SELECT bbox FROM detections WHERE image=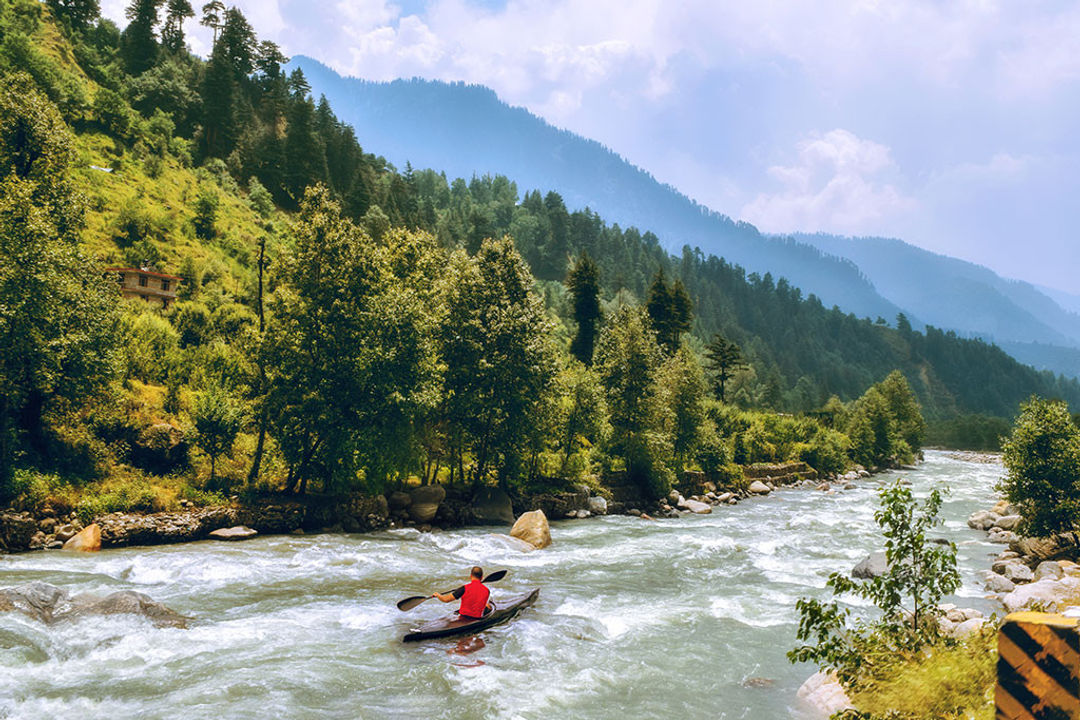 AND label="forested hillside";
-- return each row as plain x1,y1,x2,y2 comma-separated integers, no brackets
1,0,1078,513
794,232,1080,377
